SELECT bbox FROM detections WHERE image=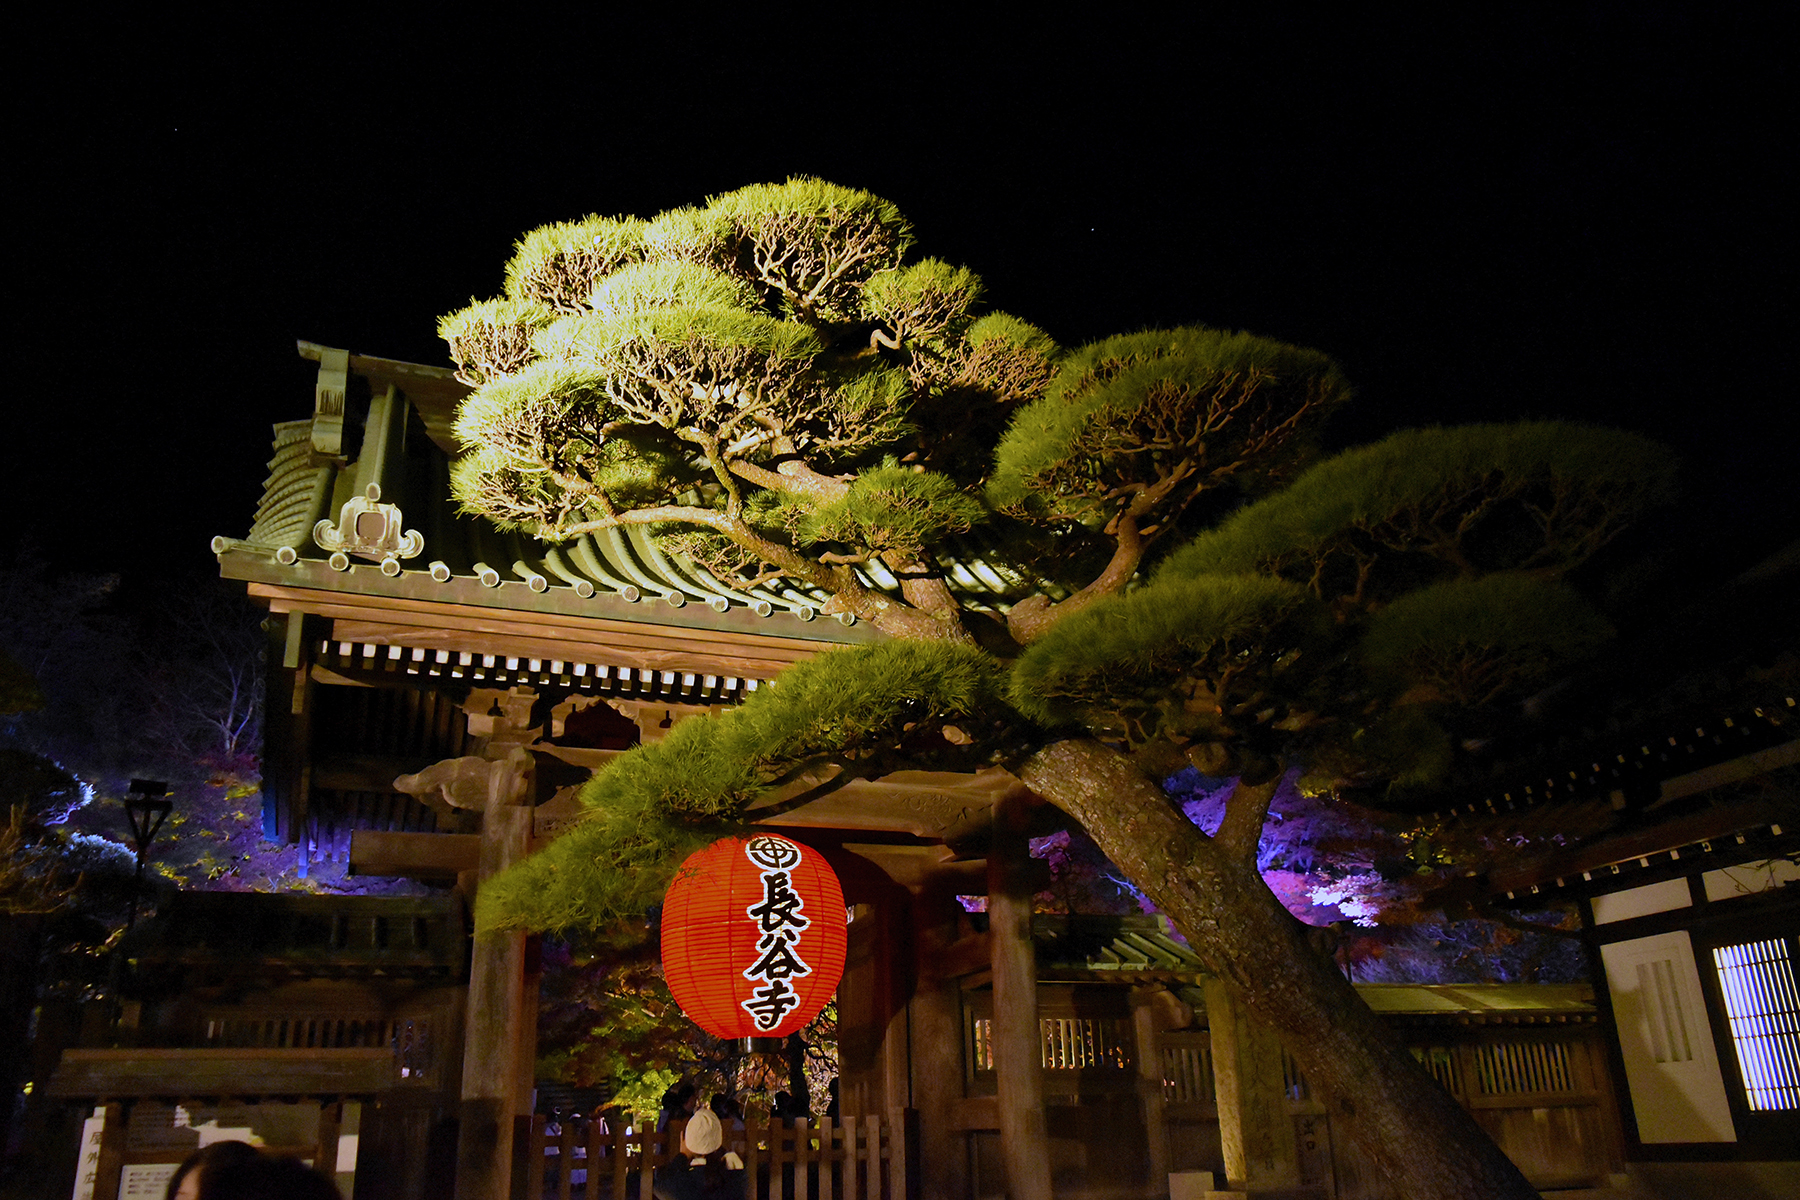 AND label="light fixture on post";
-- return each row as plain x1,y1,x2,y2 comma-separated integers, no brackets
122,778,172,929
